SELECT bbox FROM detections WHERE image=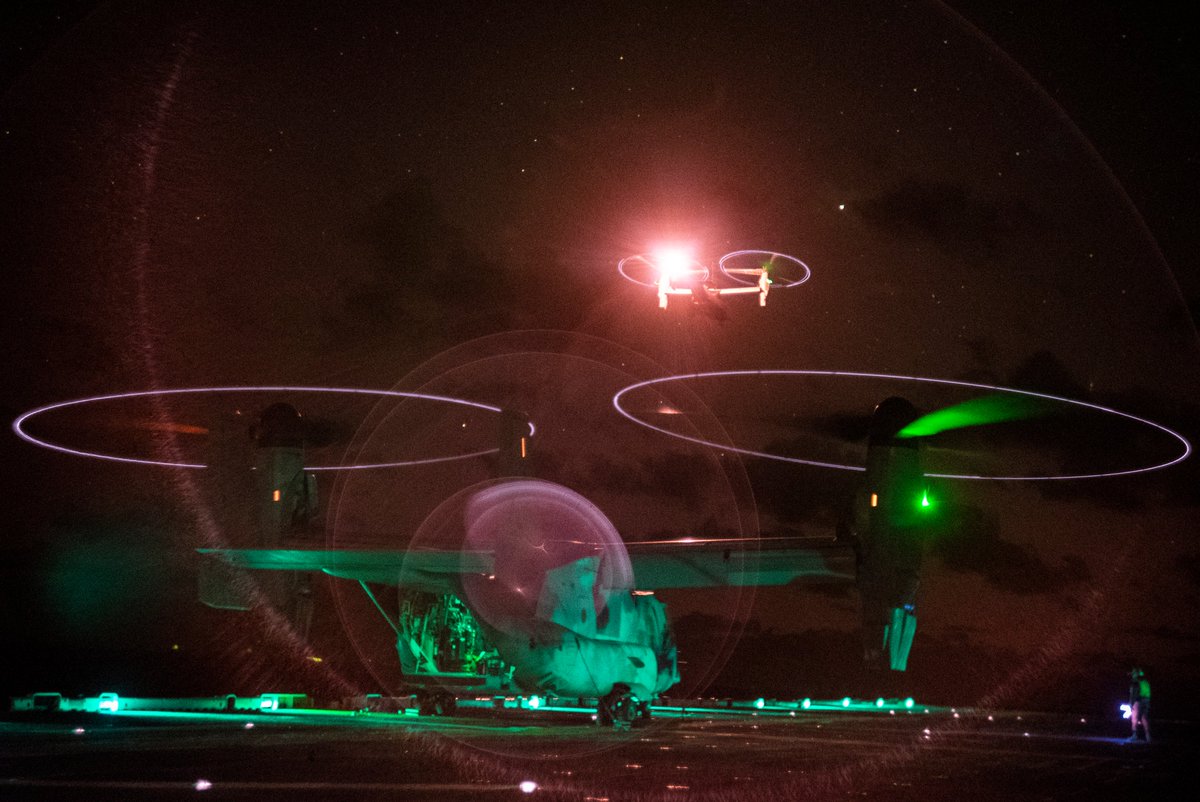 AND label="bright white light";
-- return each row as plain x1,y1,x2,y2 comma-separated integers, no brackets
195,779,213,791
754,698,765,710
528,695,541,709
652,247,694,282
519,780,538,793
1120,703,1132,719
